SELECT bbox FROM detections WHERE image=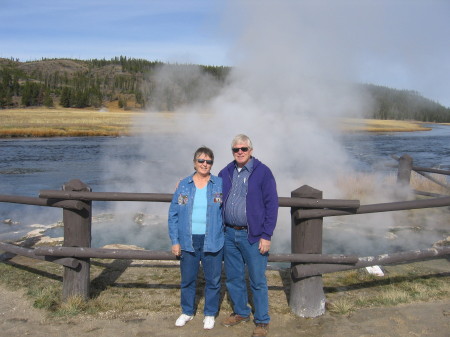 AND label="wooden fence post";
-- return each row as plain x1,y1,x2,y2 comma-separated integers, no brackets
397,154,413,186
62,179,92,301
289,185,326,317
